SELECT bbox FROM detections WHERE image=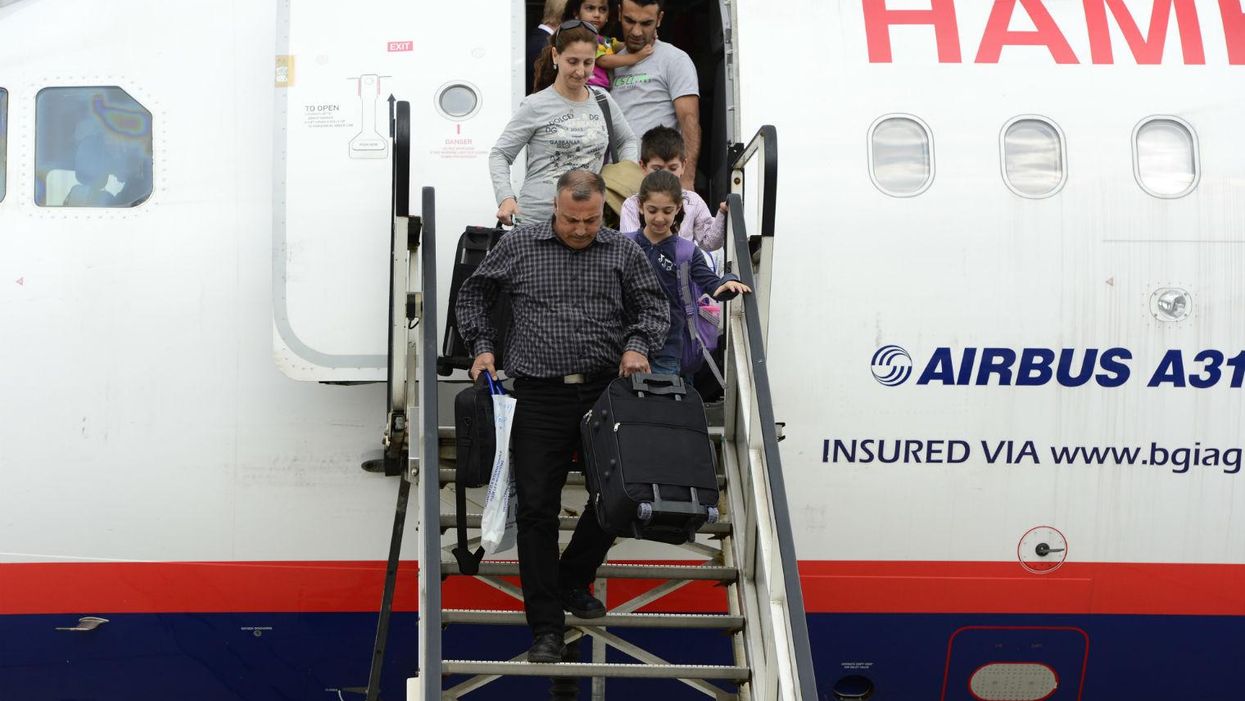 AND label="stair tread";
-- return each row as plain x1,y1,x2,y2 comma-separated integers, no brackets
441,659,749,680
438,469,727,488
439,513,730,535
442,560,737,581
441,609,744,629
